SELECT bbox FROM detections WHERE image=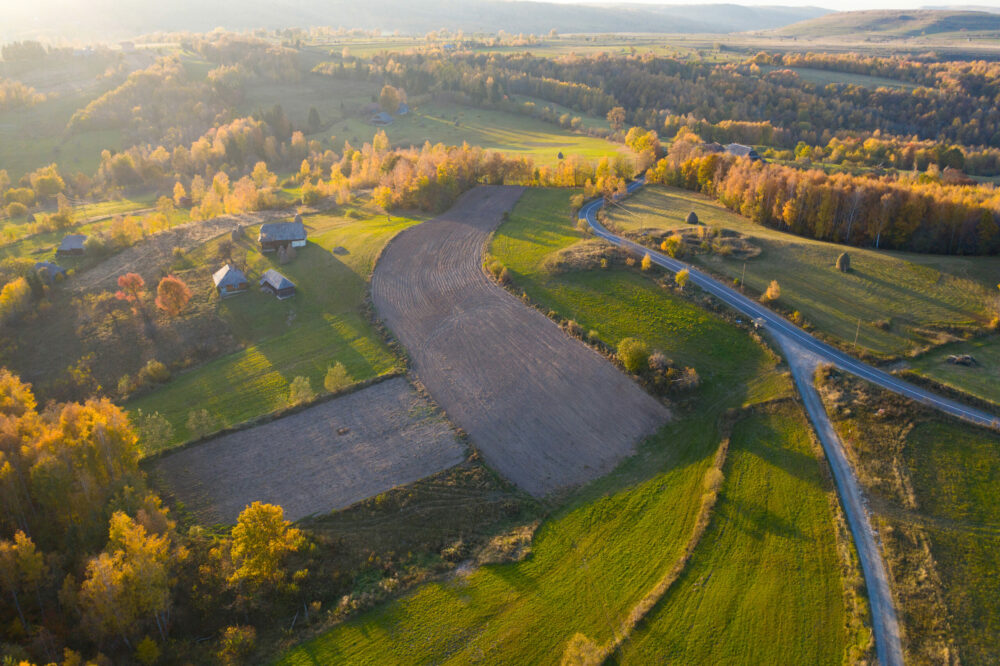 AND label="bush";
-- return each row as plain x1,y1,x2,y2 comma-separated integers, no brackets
675,268,690,289
288,376,315,406
131,409,174,454
4,201,27,218
617,337,649,373
139,359,171,384
324,362,351,393
640,253,652,271
660,234,684,258
761,279,781,303
836,252,851,272
186,409,217,439
217,626,256,666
